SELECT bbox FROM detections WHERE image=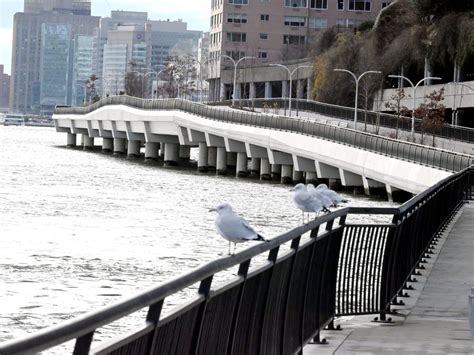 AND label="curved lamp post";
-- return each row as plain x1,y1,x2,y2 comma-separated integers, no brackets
270,64,312,117
334,69,382,130
195,57,212,103
75,83,88,106
388,74,442,140
219,55,255,107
